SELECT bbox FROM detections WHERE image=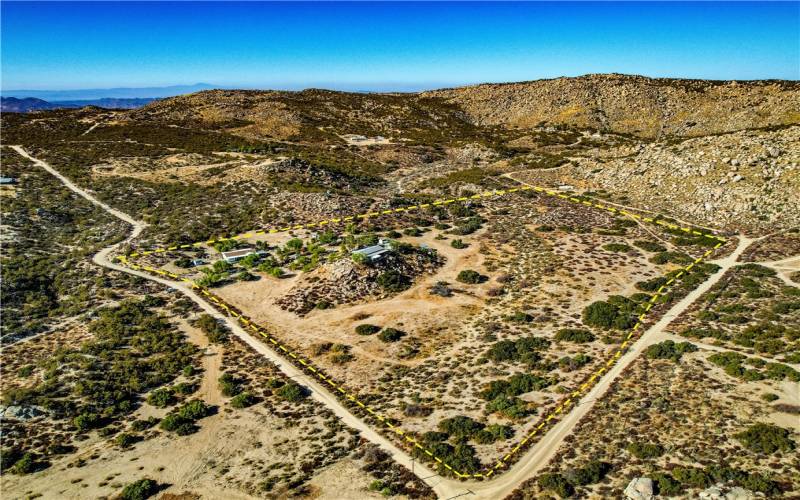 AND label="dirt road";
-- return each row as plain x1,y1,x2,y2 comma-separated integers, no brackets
11,145,758,499
9,145,449,493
